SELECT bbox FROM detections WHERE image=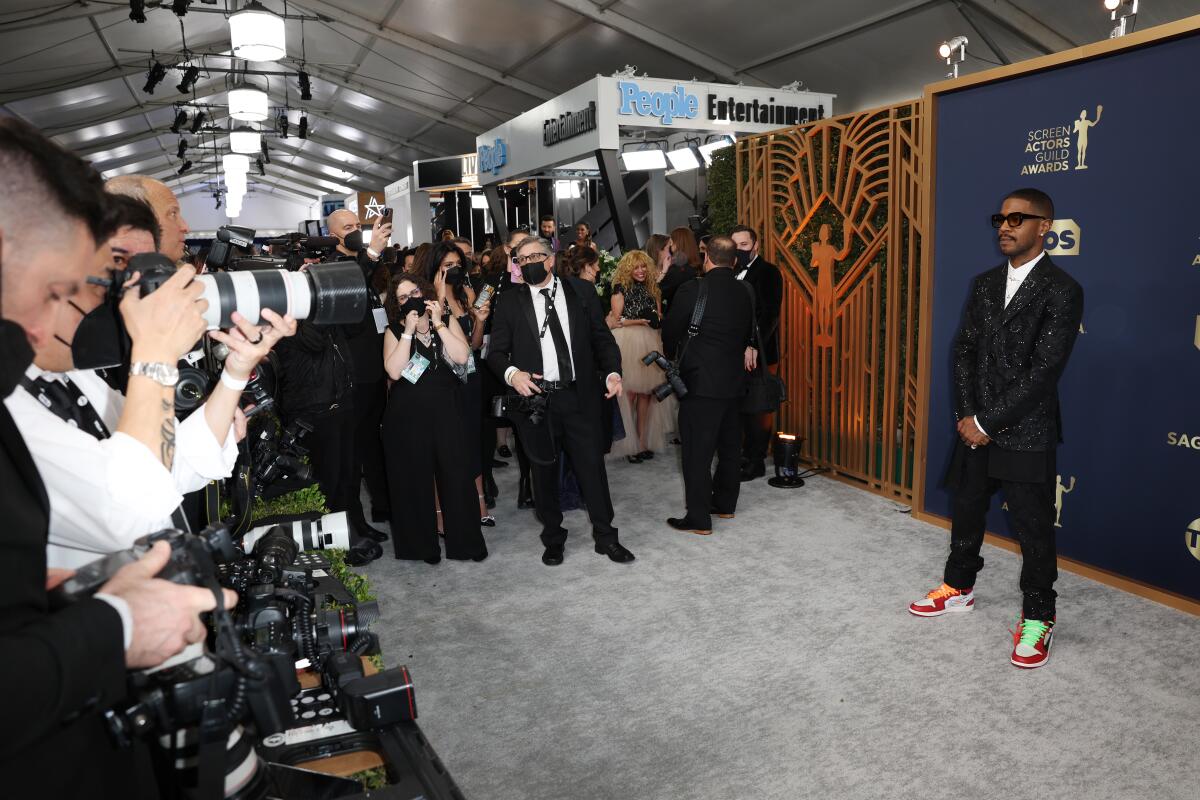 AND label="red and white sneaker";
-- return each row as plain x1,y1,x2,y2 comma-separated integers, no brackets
1010,617,1055,669
908,582,975,617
